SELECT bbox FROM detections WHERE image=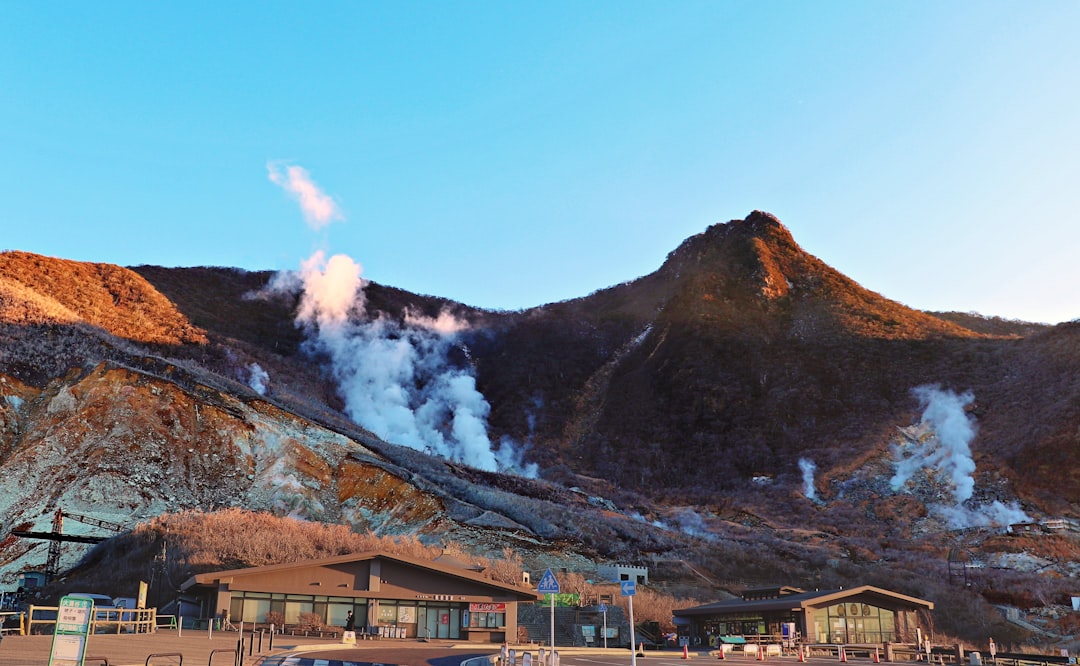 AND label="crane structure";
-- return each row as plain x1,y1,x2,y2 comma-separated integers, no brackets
11,508,124,582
